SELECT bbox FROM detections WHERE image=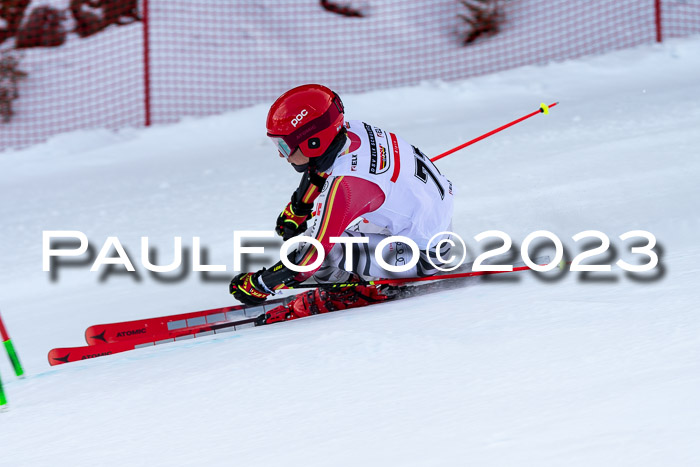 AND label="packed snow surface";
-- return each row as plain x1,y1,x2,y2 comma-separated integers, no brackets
1,37,699,466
